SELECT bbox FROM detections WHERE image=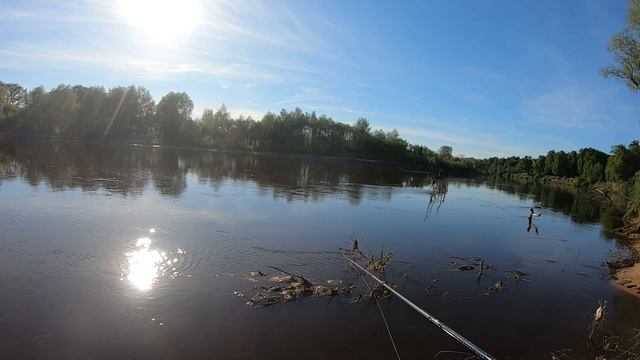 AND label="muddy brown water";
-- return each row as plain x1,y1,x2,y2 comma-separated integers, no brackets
0,140,639,359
